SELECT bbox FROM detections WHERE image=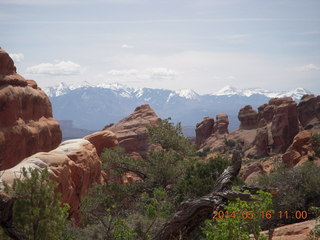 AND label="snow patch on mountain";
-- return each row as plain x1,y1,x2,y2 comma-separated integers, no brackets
44,82,71,97
212,85,311,101
214,85,239,96
175,89,200,100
